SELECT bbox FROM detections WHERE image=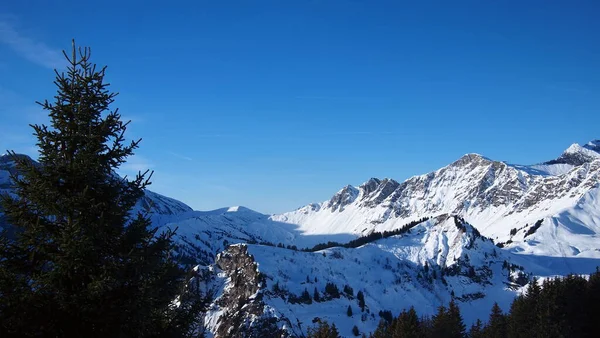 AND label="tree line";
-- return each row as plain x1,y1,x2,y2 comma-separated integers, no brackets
308,270,600,337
